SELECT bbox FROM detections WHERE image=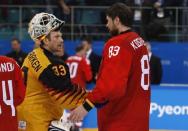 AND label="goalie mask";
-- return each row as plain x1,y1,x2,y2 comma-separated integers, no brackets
28,12,65,41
